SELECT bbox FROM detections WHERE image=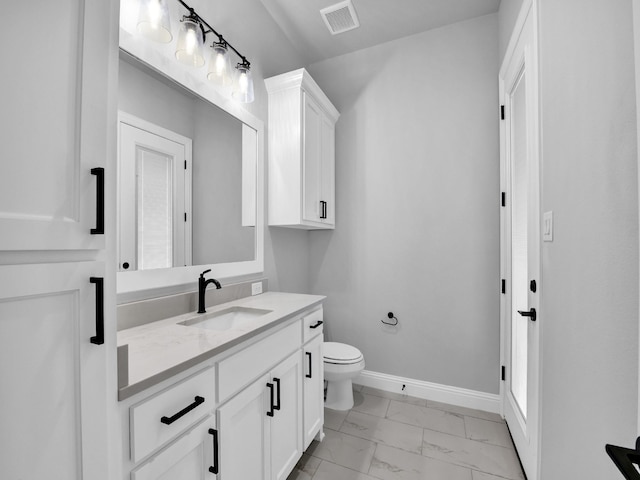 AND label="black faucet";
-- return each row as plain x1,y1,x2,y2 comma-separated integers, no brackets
197,269,221,314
